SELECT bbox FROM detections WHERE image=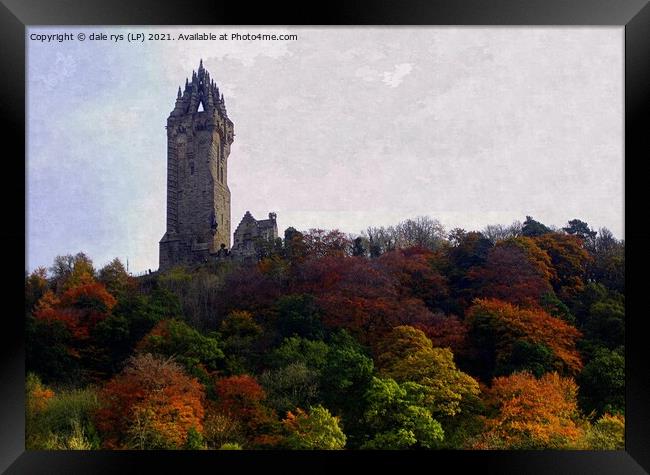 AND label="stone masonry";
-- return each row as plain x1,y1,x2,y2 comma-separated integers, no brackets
159,60,233,270
230,211,279,258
